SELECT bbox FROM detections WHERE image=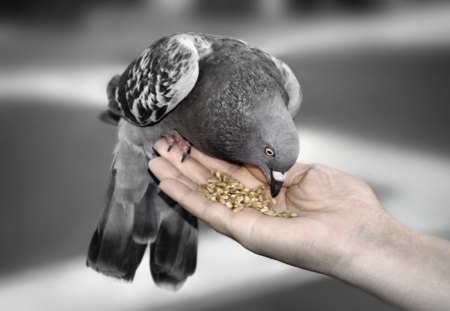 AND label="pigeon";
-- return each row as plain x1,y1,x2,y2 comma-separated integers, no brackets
87,32,302,290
